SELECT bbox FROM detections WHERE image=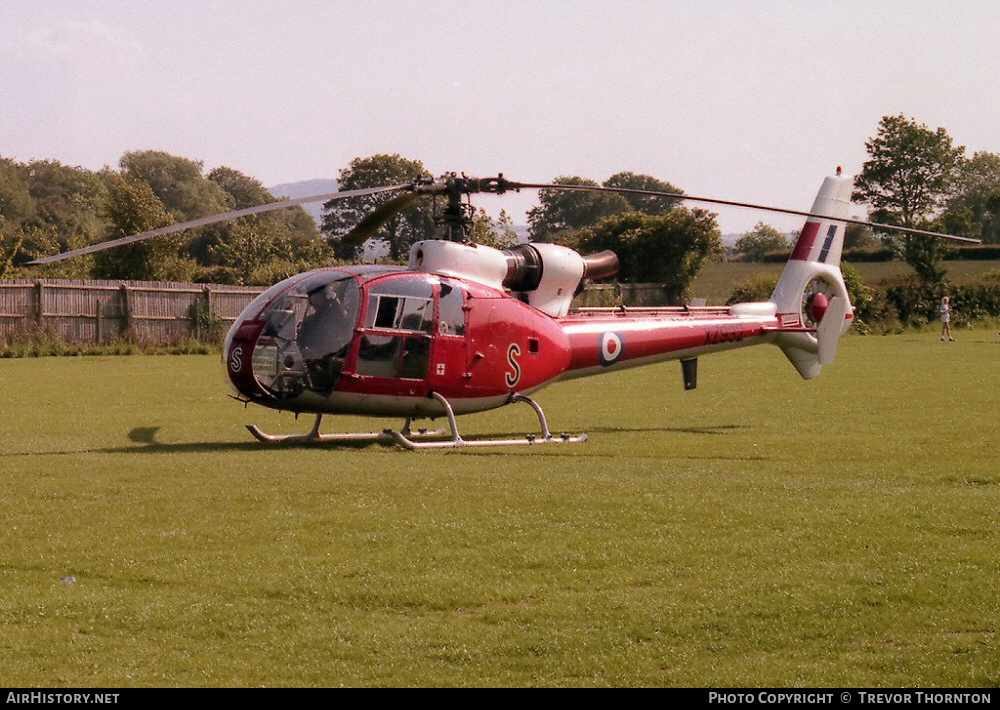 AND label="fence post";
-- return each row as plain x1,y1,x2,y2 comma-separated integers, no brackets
35,280,44,327
200,285,213,340
120,284,131,336
96,299,103,343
